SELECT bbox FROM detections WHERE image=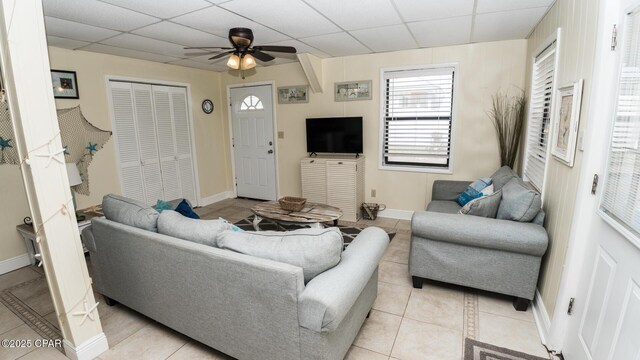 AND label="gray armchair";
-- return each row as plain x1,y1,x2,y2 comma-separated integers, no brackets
409,172,549,311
